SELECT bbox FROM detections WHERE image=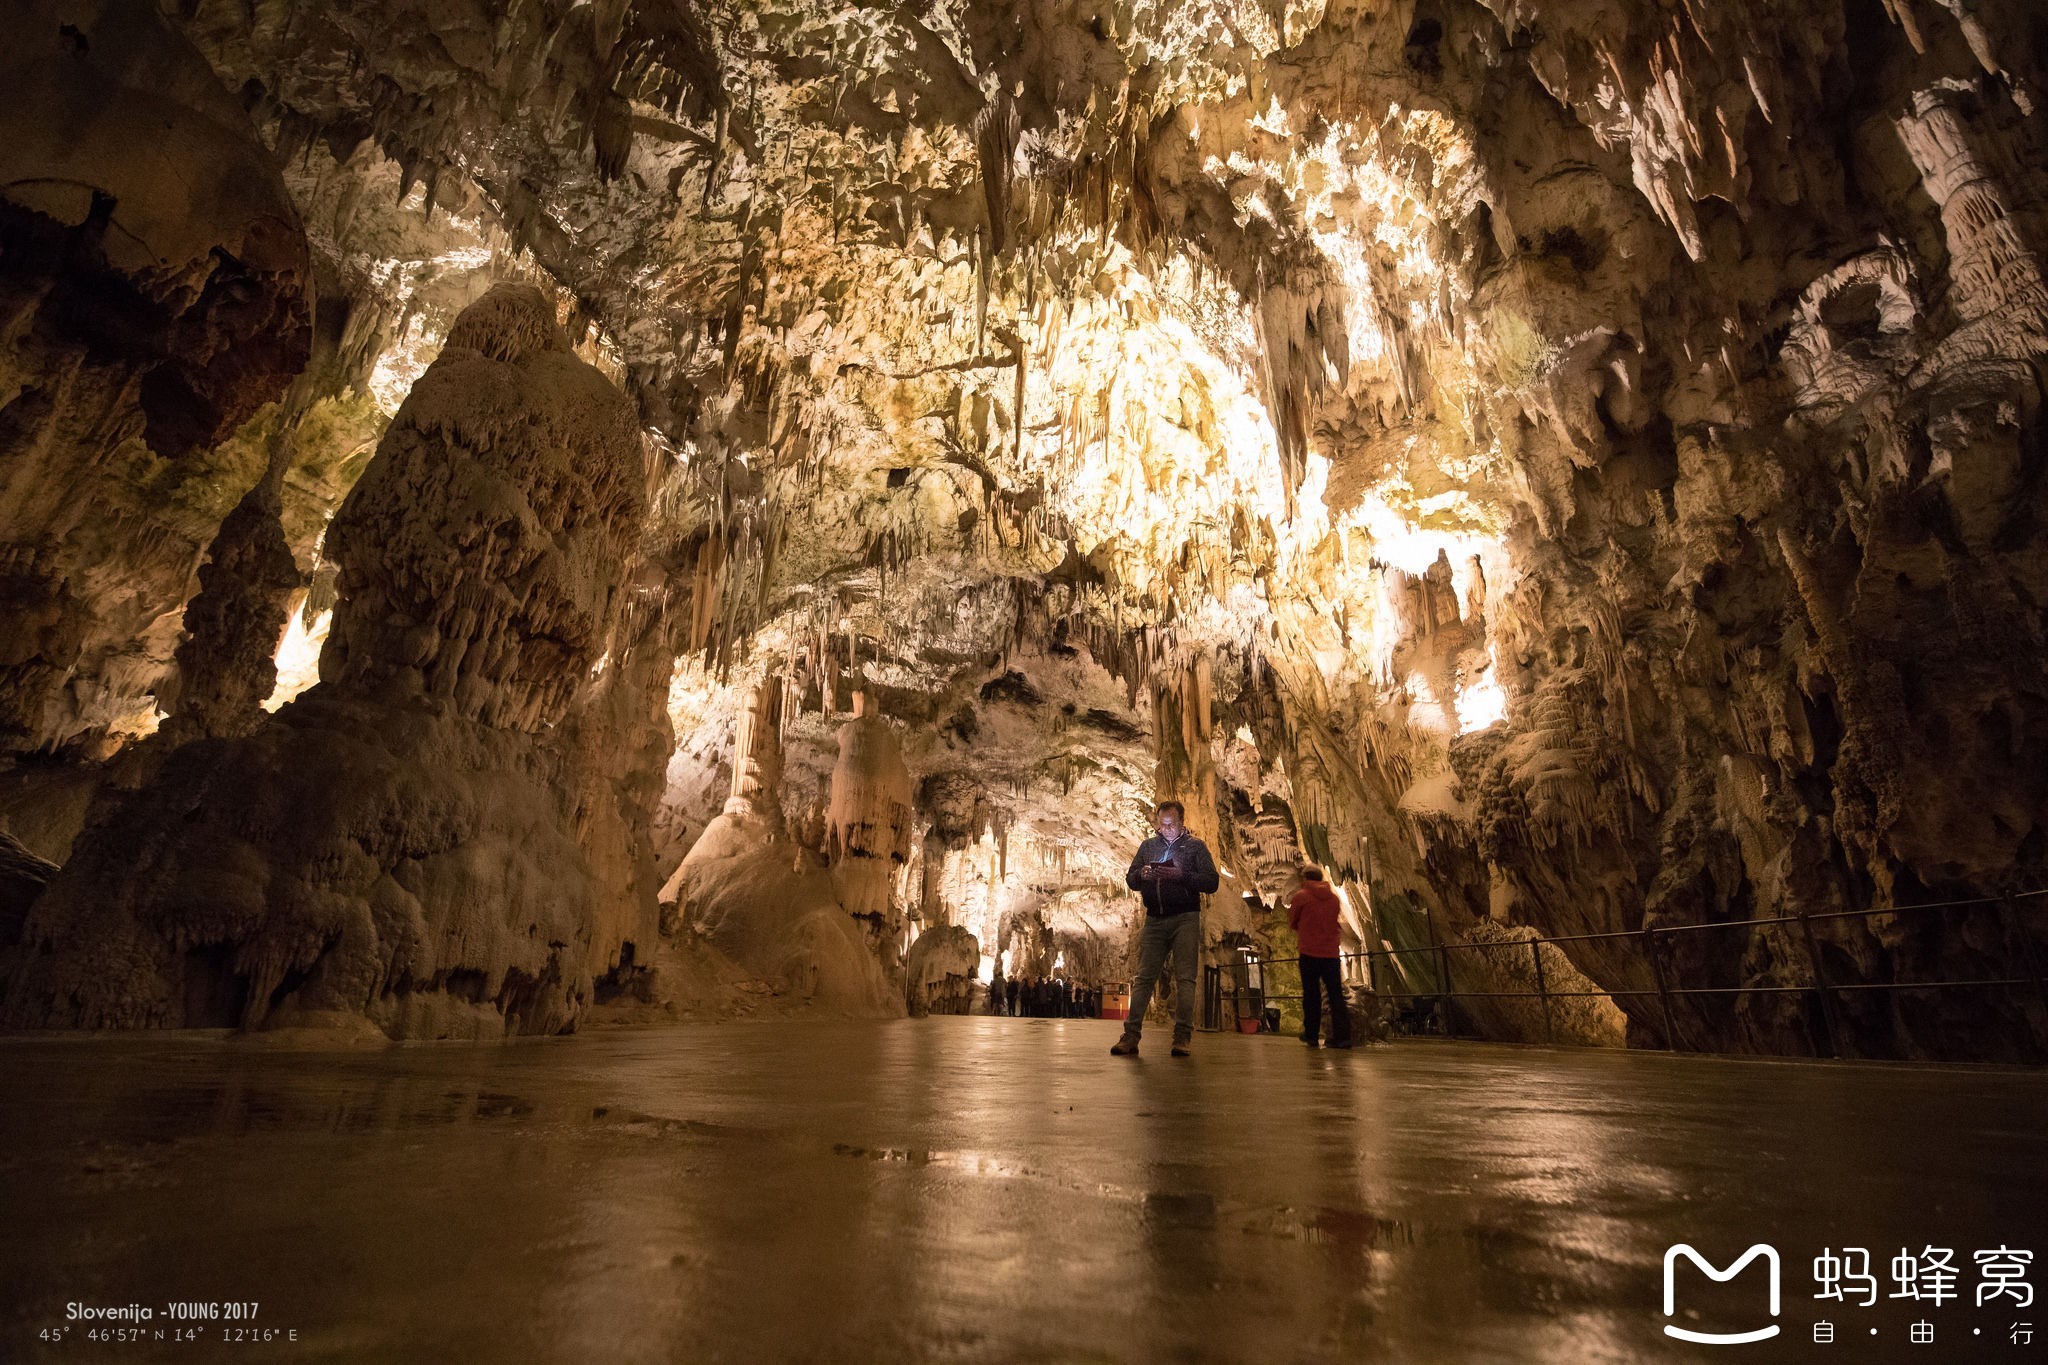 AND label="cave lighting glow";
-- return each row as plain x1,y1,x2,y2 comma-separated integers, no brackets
1454,670,1507,732
264,607,331,712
